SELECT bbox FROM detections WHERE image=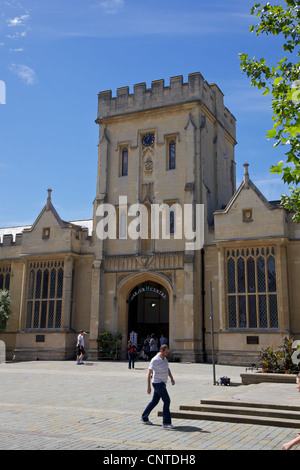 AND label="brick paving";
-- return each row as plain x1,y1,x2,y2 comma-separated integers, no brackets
0,359,298,452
